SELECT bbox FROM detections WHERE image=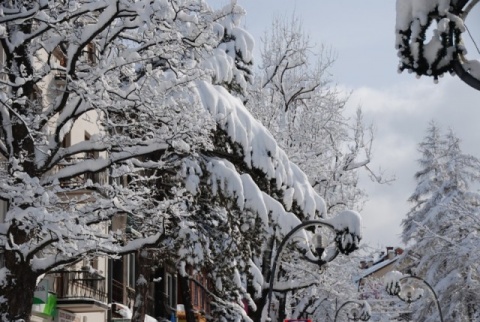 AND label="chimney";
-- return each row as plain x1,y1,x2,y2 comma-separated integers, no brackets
387,249,395,259
360,260,367,269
